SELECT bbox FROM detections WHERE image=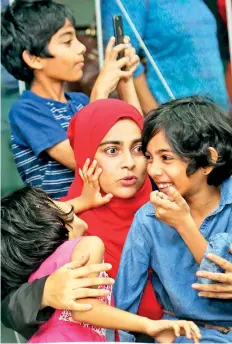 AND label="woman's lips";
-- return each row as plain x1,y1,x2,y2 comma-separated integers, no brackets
120,177,137,186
